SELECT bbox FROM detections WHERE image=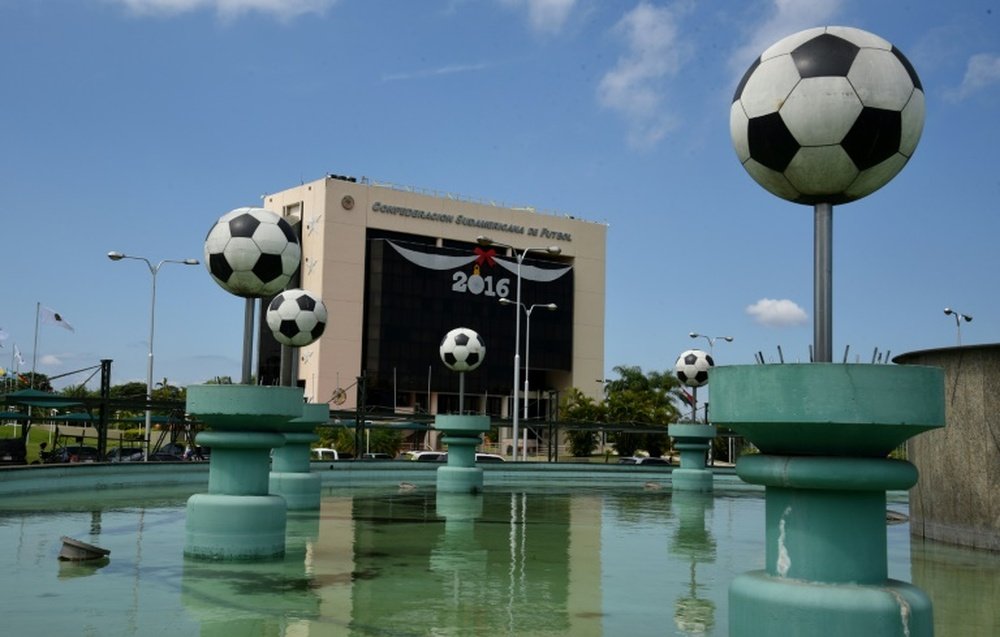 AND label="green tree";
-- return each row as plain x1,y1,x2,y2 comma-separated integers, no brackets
560,388,604,457
60,383,95,399
110,381,149,401
153,377,184,402
563,365,684,459
7,372,54,392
